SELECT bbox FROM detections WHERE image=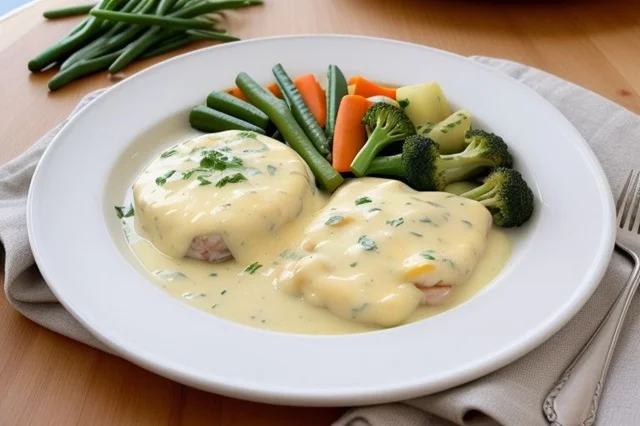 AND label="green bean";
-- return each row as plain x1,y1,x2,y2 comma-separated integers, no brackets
325,64,348,143
176,0,263,18
108,0,253,72
235,72,344,192
156,0,175,14
28,0,112,72
272,63,330,159
186,29,239,42
48,49,123,91
43,3,96,19
168,0,189,13
139,34,193,58
60,0,146,70
90,10,213,30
